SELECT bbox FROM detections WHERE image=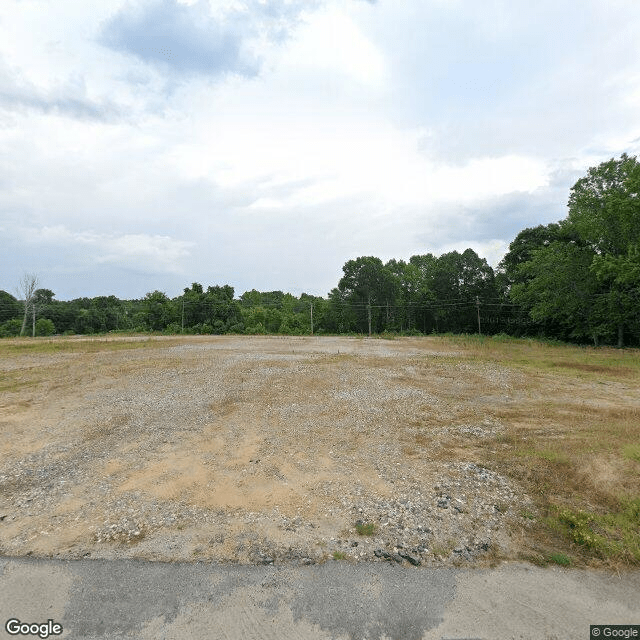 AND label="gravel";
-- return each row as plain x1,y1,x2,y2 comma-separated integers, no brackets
0,336,536,567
